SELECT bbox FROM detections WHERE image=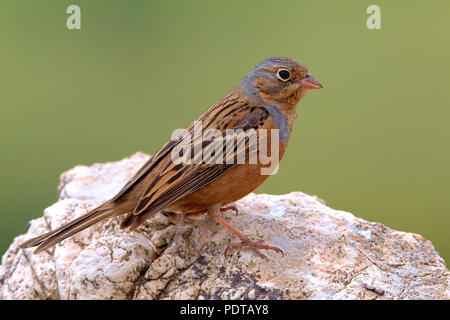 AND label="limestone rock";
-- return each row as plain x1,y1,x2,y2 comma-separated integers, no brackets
1,153,448,300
